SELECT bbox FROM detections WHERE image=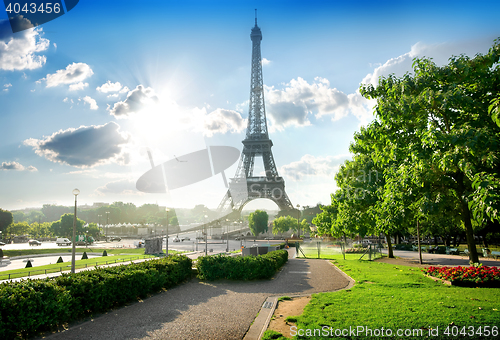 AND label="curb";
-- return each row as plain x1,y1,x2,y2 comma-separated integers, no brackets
246,257,357,339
